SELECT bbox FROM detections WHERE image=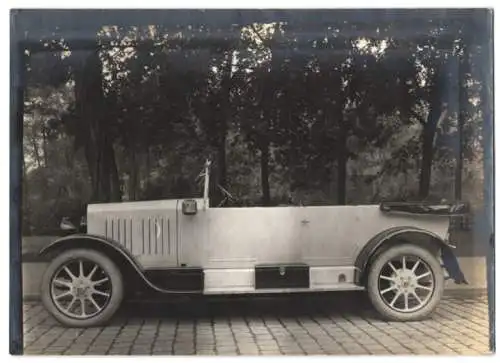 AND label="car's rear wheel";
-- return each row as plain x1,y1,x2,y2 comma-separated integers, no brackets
367,244,444,321
41,248,124,327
